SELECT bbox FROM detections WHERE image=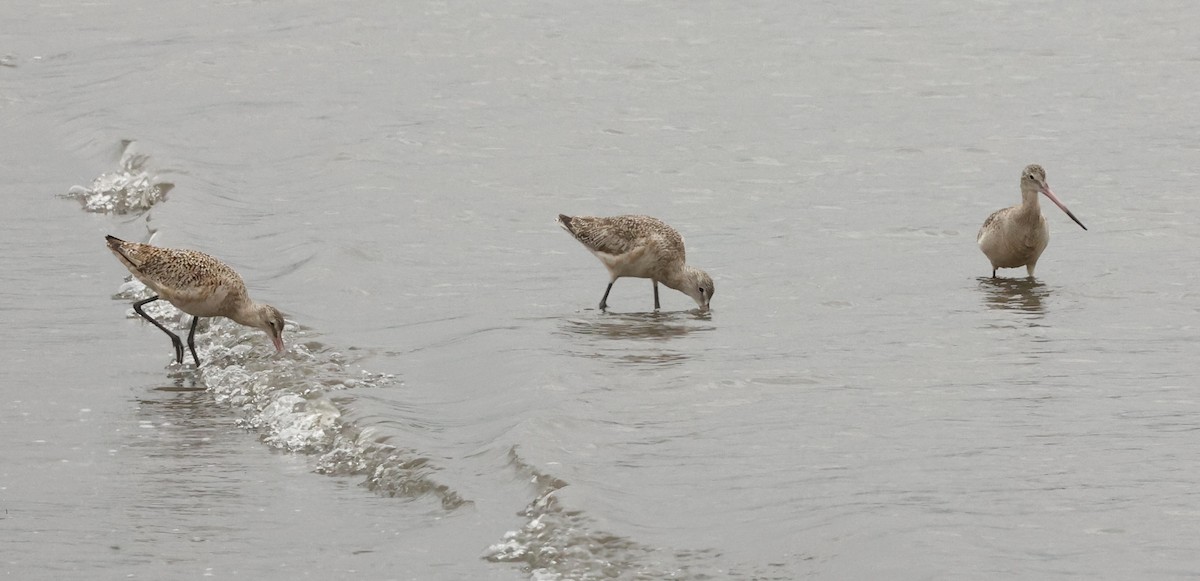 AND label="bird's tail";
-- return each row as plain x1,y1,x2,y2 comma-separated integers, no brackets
556,214,575,234
105,235,139,269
